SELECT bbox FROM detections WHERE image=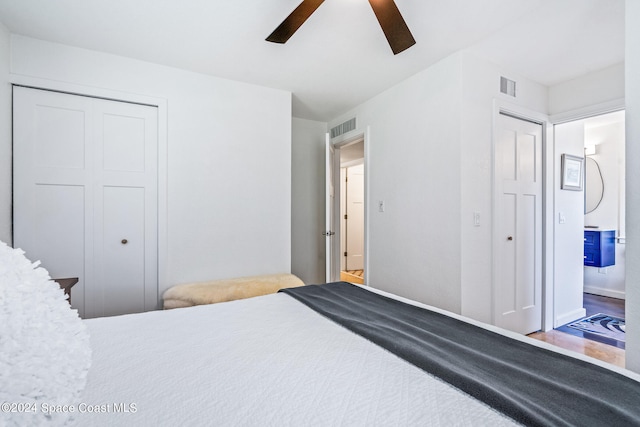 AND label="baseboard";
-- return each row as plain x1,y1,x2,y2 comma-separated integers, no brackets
583,286,626,300
555,308,587,328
